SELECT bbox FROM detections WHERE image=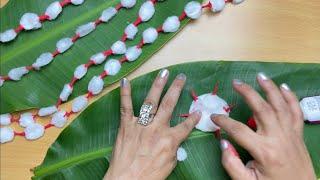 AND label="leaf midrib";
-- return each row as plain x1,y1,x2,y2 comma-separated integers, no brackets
33,131,212,178
0,0,117,63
